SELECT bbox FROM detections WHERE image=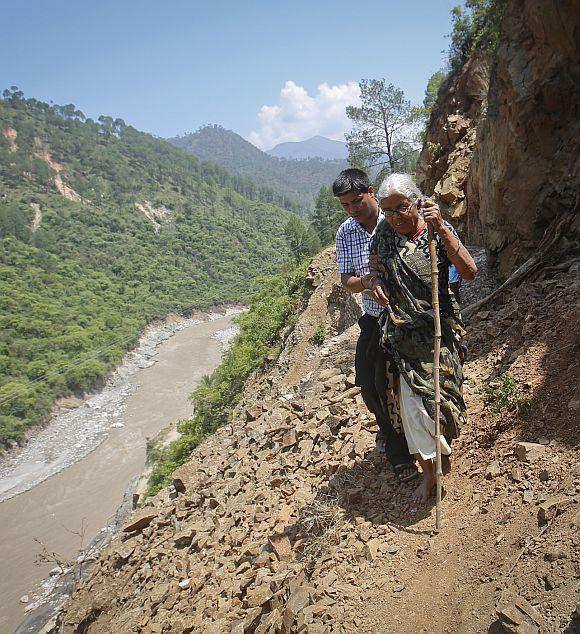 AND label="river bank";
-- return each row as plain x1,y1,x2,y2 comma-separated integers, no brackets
0,307,242,504
1,309,241,633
